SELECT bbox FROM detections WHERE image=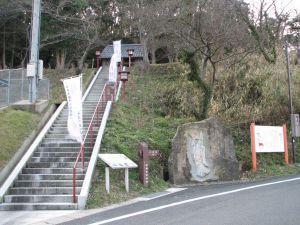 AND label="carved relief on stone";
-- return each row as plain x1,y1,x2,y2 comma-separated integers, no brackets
186,132,211,181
